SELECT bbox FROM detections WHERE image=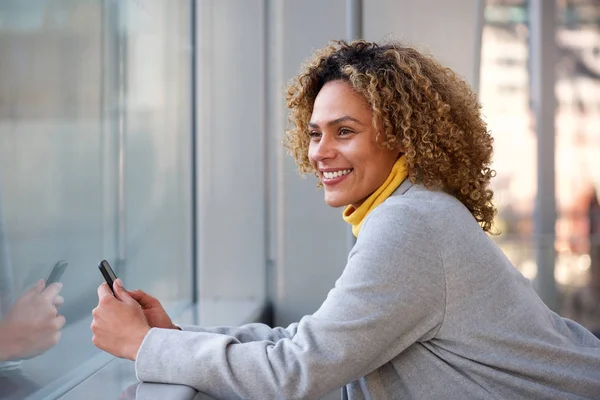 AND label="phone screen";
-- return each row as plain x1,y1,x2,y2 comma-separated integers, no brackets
46,261,68,286
98,260,118,294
